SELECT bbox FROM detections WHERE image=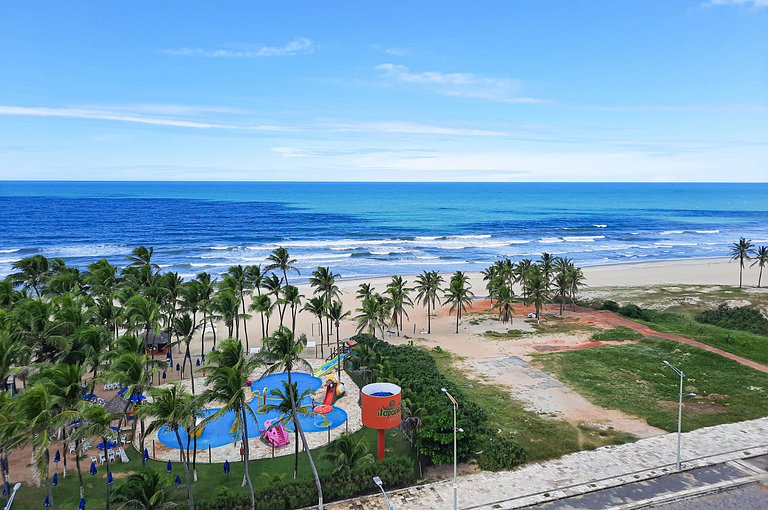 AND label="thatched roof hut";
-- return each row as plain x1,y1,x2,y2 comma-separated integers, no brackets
104,395,130,415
